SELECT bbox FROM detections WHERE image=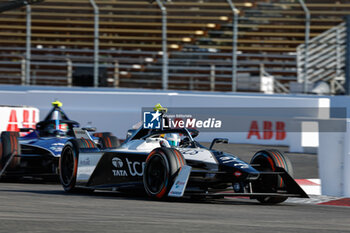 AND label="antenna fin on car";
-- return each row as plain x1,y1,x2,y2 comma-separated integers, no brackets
52,100,63,108
153,103,167,113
